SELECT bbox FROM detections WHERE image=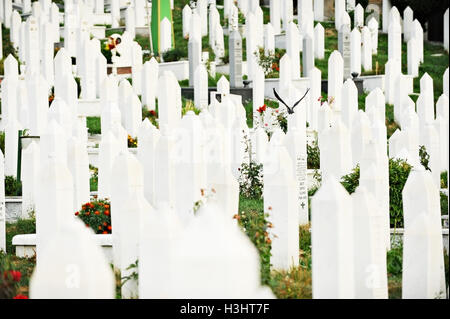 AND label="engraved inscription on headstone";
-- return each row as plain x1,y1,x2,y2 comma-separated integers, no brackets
296,155,308,223
339,25,351,79
229,30,243,88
